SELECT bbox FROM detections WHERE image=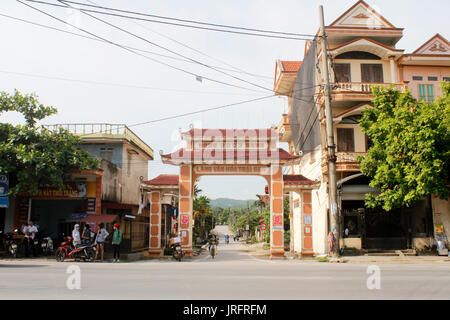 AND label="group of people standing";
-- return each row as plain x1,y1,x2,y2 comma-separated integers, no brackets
72,222,123,262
